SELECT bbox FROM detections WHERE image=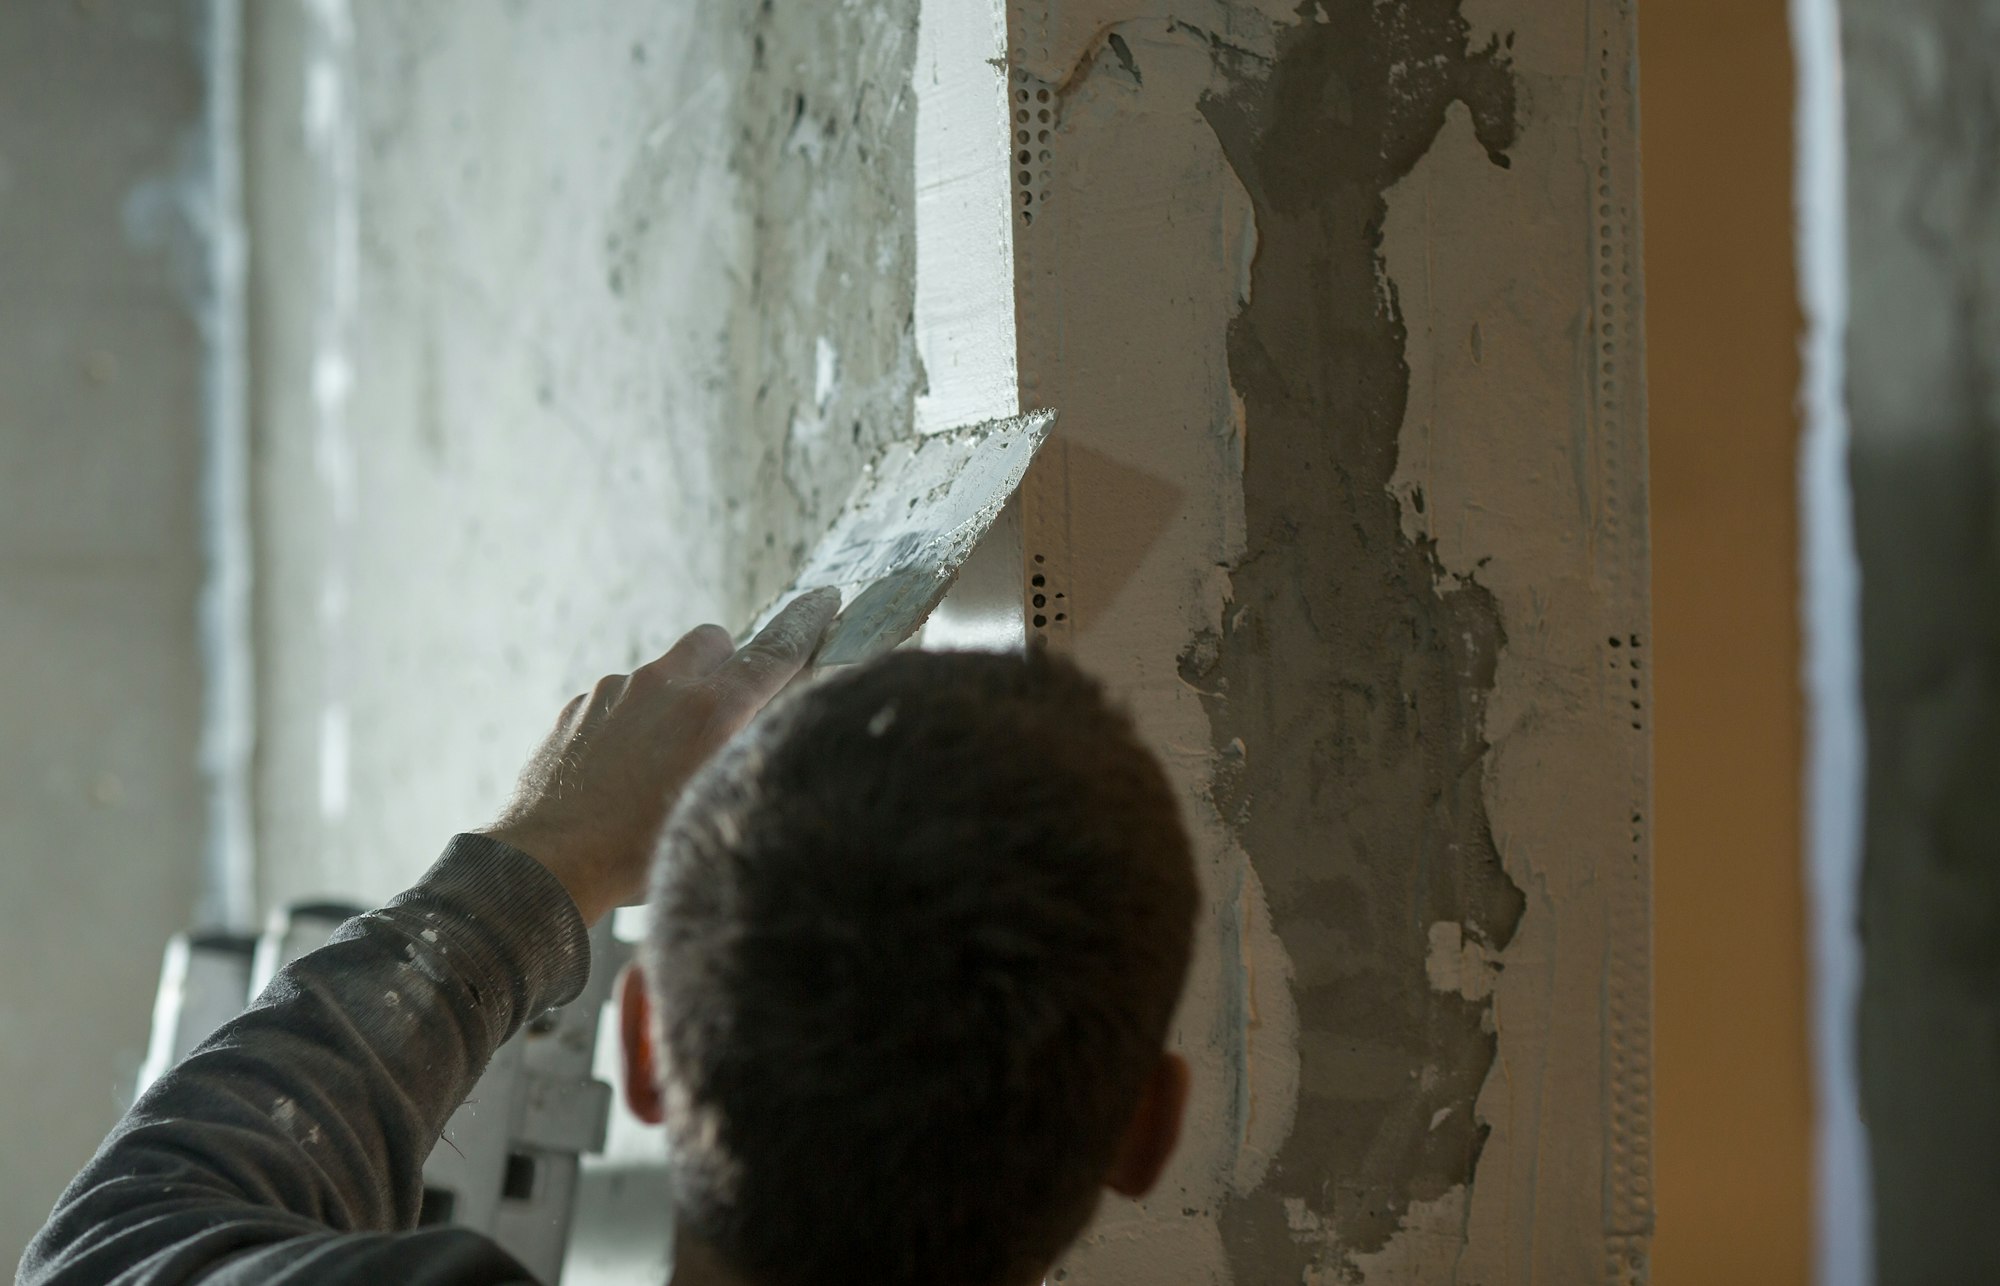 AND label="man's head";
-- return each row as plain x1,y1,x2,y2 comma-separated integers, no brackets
617,649,1199,1286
